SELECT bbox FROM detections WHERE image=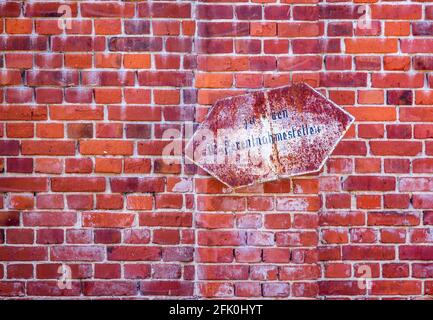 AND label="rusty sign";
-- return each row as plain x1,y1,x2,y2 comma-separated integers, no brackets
185,83,355,189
